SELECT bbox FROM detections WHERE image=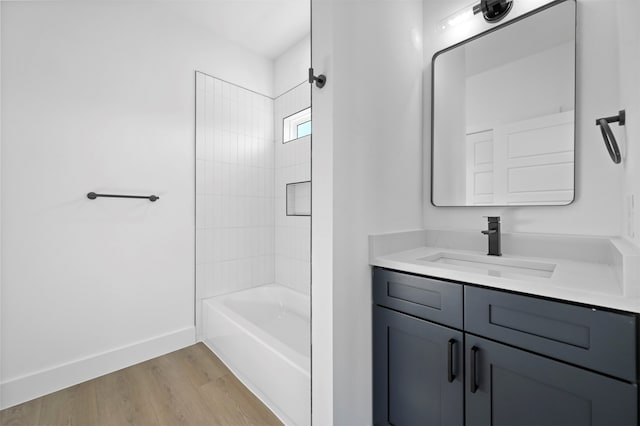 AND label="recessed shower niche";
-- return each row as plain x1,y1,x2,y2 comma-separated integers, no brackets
287,181,311,216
